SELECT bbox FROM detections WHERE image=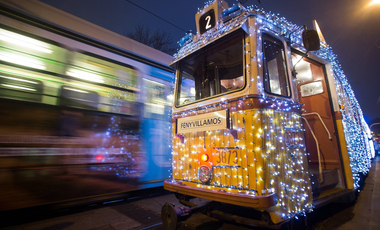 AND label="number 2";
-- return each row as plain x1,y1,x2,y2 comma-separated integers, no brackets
205,15,212,30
